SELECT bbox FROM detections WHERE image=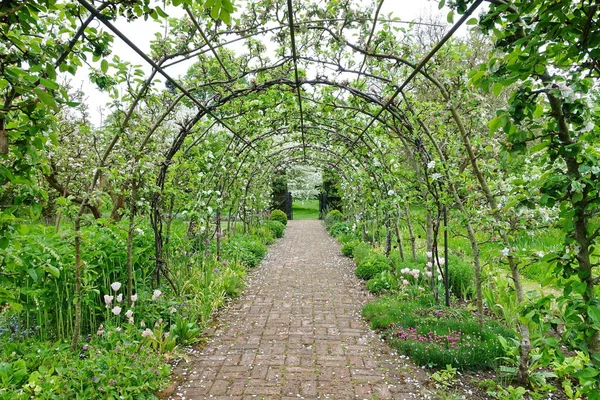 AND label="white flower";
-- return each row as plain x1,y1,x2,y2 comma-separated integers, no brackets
135,228,144,235
581,121,595,133
97,324,104,336
438,257,445,266
537,251,544,258
387,189,395,196
141,328,154,338
427,160,436,169
438,275,443,281
170,307,177,314
115,327,122,332
152,289,162,301
140,321,146,328
425,271,433,278
501,247,510,257
426,251,432,259
112,306,122,316
125,309,133,319
111,282,122,291
431,173,442,181
402,279,409,286
116,293,123,303
131,294,138,303
103,295,114,306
